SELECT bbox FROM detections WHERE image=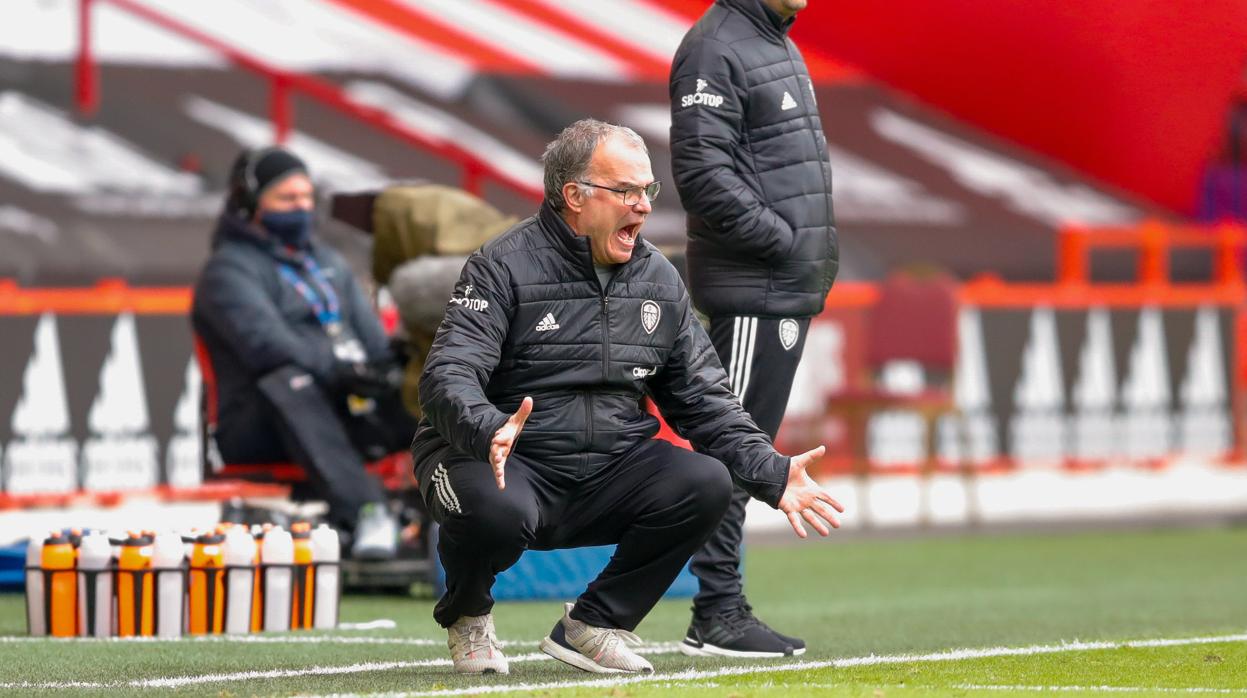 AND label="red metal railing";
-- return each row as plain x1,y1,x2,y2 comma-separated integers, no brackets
961,219,1247,308
74,0,542,201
